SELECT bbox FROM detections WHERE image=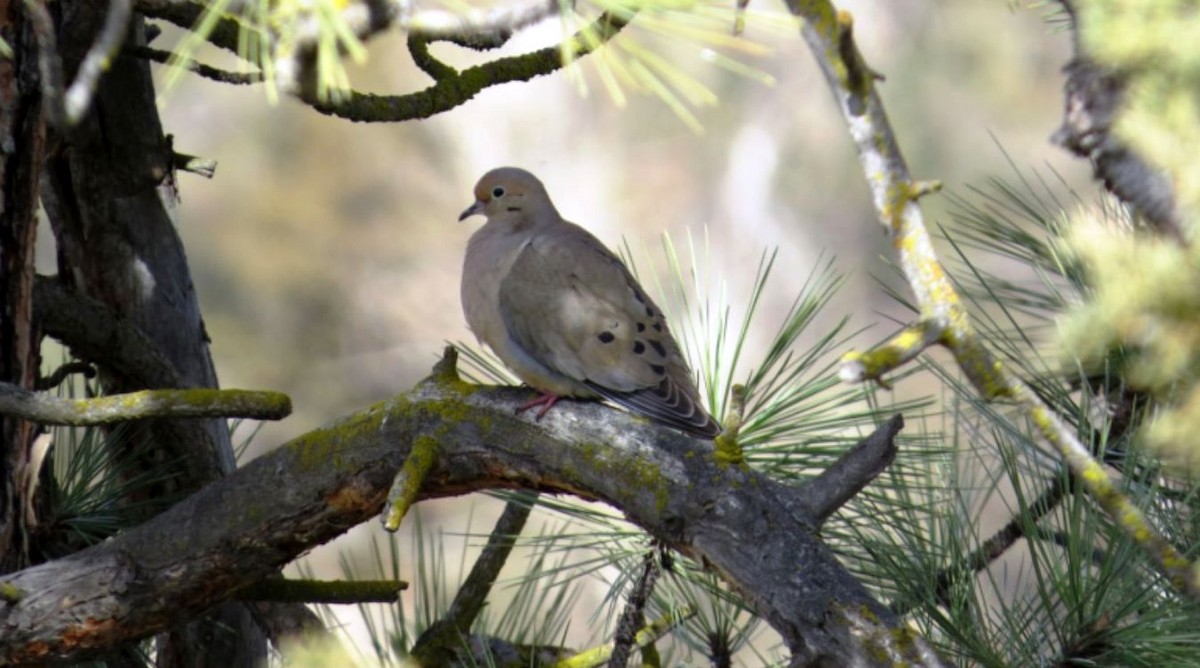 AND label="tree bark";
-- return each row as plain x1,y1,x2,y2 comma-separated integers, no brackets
0,0,48,574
